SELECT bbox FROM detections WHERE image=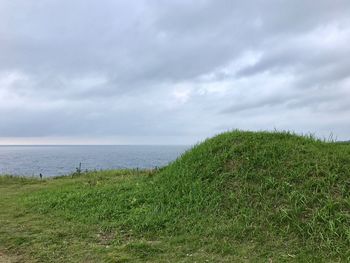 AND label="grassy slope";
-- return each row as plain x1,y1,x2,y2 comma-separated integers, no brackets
0,131,349,262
